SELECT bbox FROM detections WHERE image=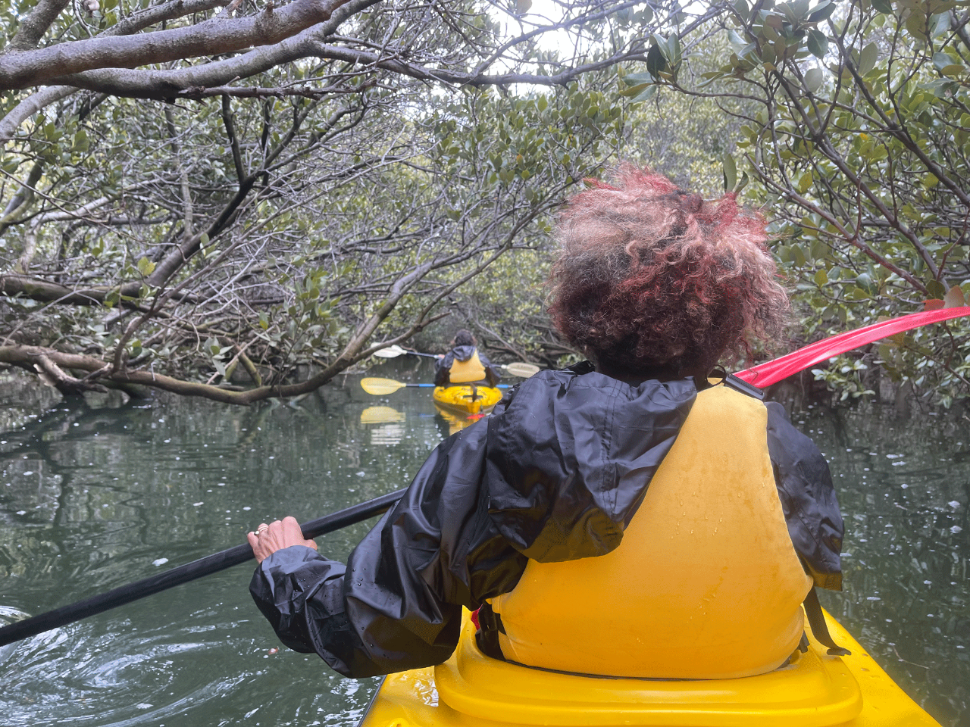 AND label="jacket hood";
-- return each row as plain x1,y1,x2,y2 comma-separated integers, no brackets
485,363,698,562
452,345,476,362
